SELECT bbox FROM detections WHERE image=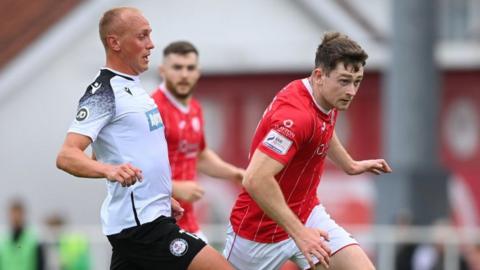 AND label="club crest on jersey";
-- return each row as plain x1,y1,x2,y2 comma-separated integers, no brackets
169,238,188,257
145,107,163,131
75,107,89,122
315,143,328,157
321,122,327,132
263,129,293,155
179,120,186,129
